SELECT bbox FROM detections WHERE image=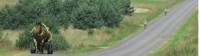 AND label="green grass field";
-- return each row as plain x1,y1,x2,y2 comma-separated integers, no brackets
0,0,183,55
149,10,198,56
